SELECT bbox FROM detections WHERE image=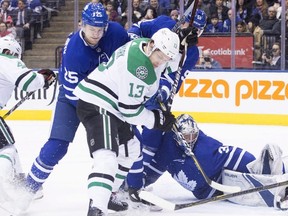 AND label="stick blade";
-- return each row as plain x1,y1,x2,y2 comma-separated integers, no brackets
139,191,176,211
